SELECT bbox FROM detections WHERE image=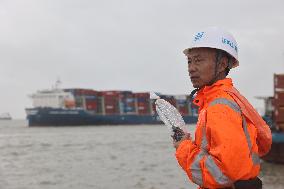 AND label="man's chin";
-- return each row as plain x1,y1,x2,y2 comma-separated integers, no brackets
192,82,200,88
